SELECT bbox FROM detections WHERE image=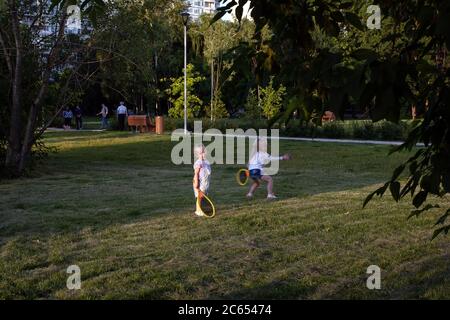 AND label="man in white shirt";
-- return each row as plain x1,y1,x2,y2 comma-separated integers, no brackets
116,101,128,131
